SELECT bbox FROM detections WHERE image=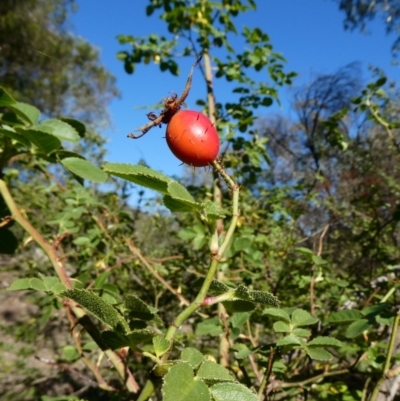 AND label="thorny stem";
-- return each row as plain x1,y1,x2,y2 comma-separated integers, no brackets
0,178,140,394
137,161,240,401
